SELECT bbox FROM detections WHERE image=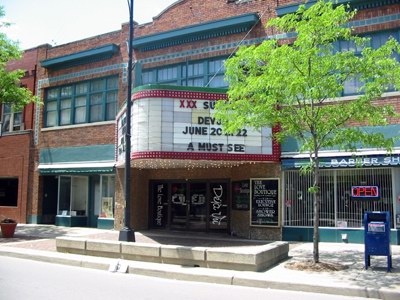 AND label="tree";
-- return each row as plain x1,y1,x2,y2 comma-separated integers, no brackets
215,1,400,263
0,6,36,110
